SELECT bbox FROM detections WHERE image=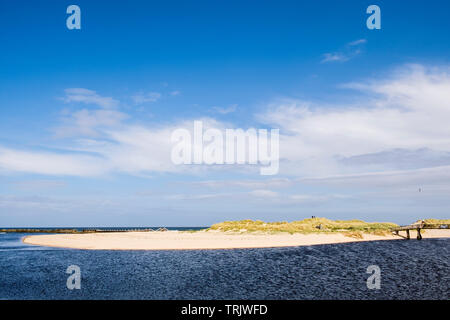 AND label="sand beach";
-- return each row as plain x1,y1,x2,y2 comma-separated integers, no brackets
23,229,450,250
